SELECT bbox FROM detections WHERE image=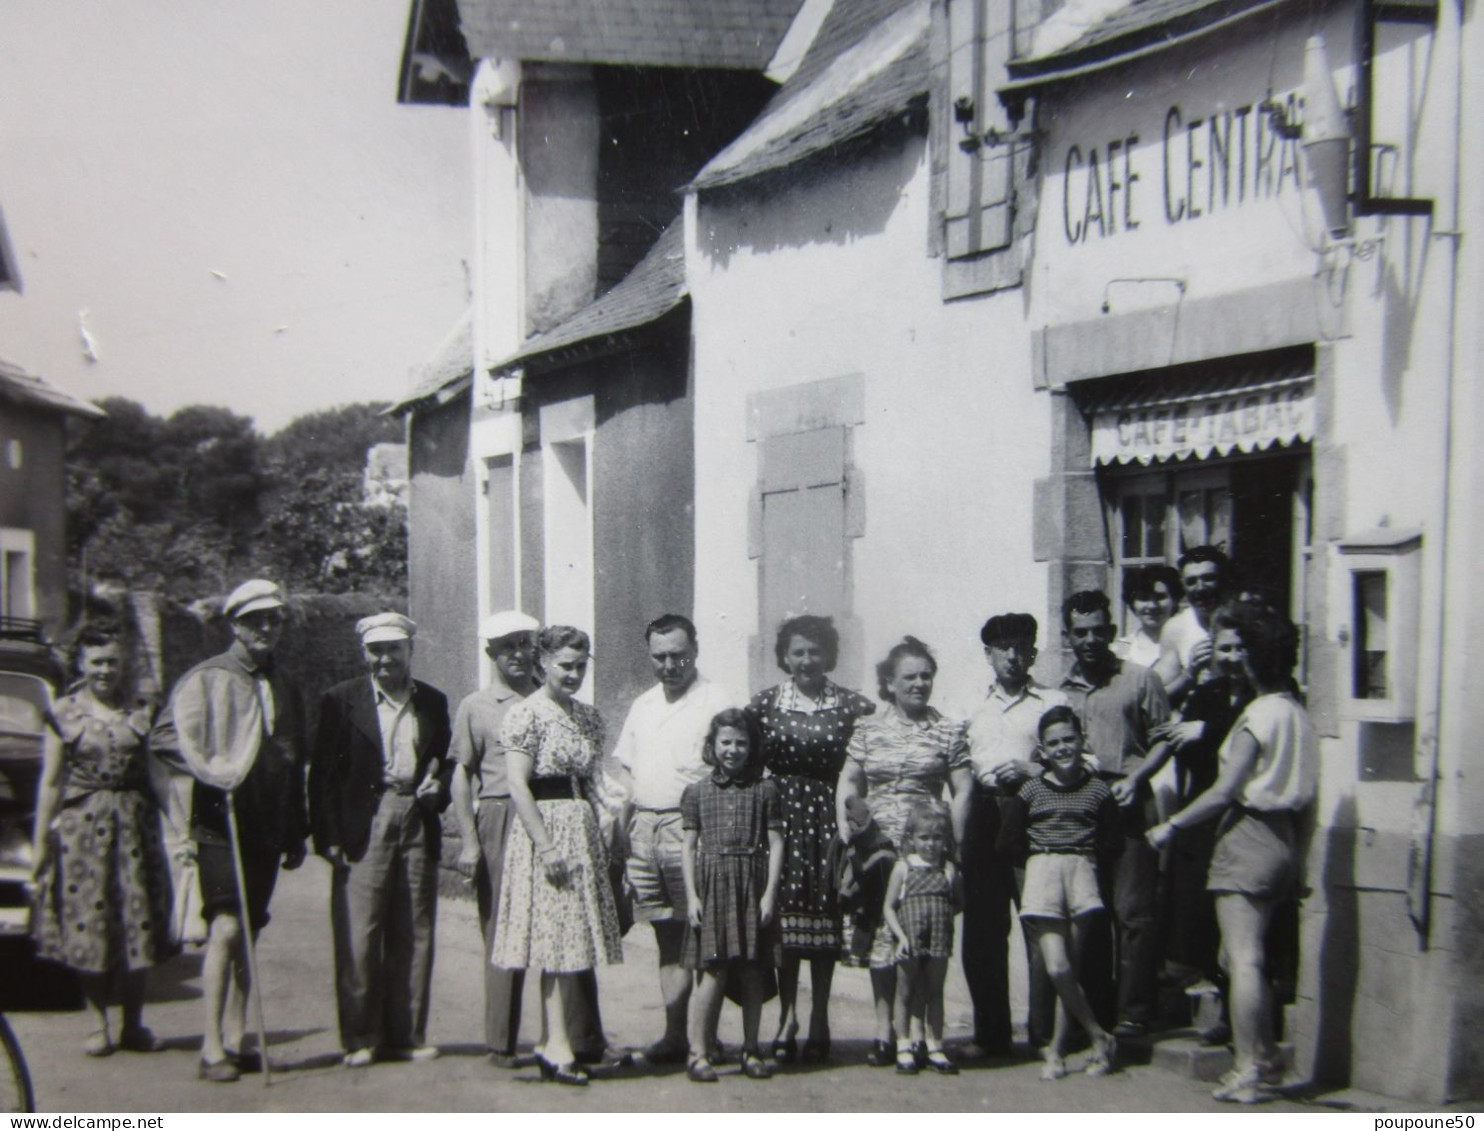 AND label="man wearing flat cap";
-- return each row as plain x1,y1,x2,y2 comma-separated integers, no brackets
151,579,309,1083
310,612,452,1067
961,612,1068,1058
449,611,607,1066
